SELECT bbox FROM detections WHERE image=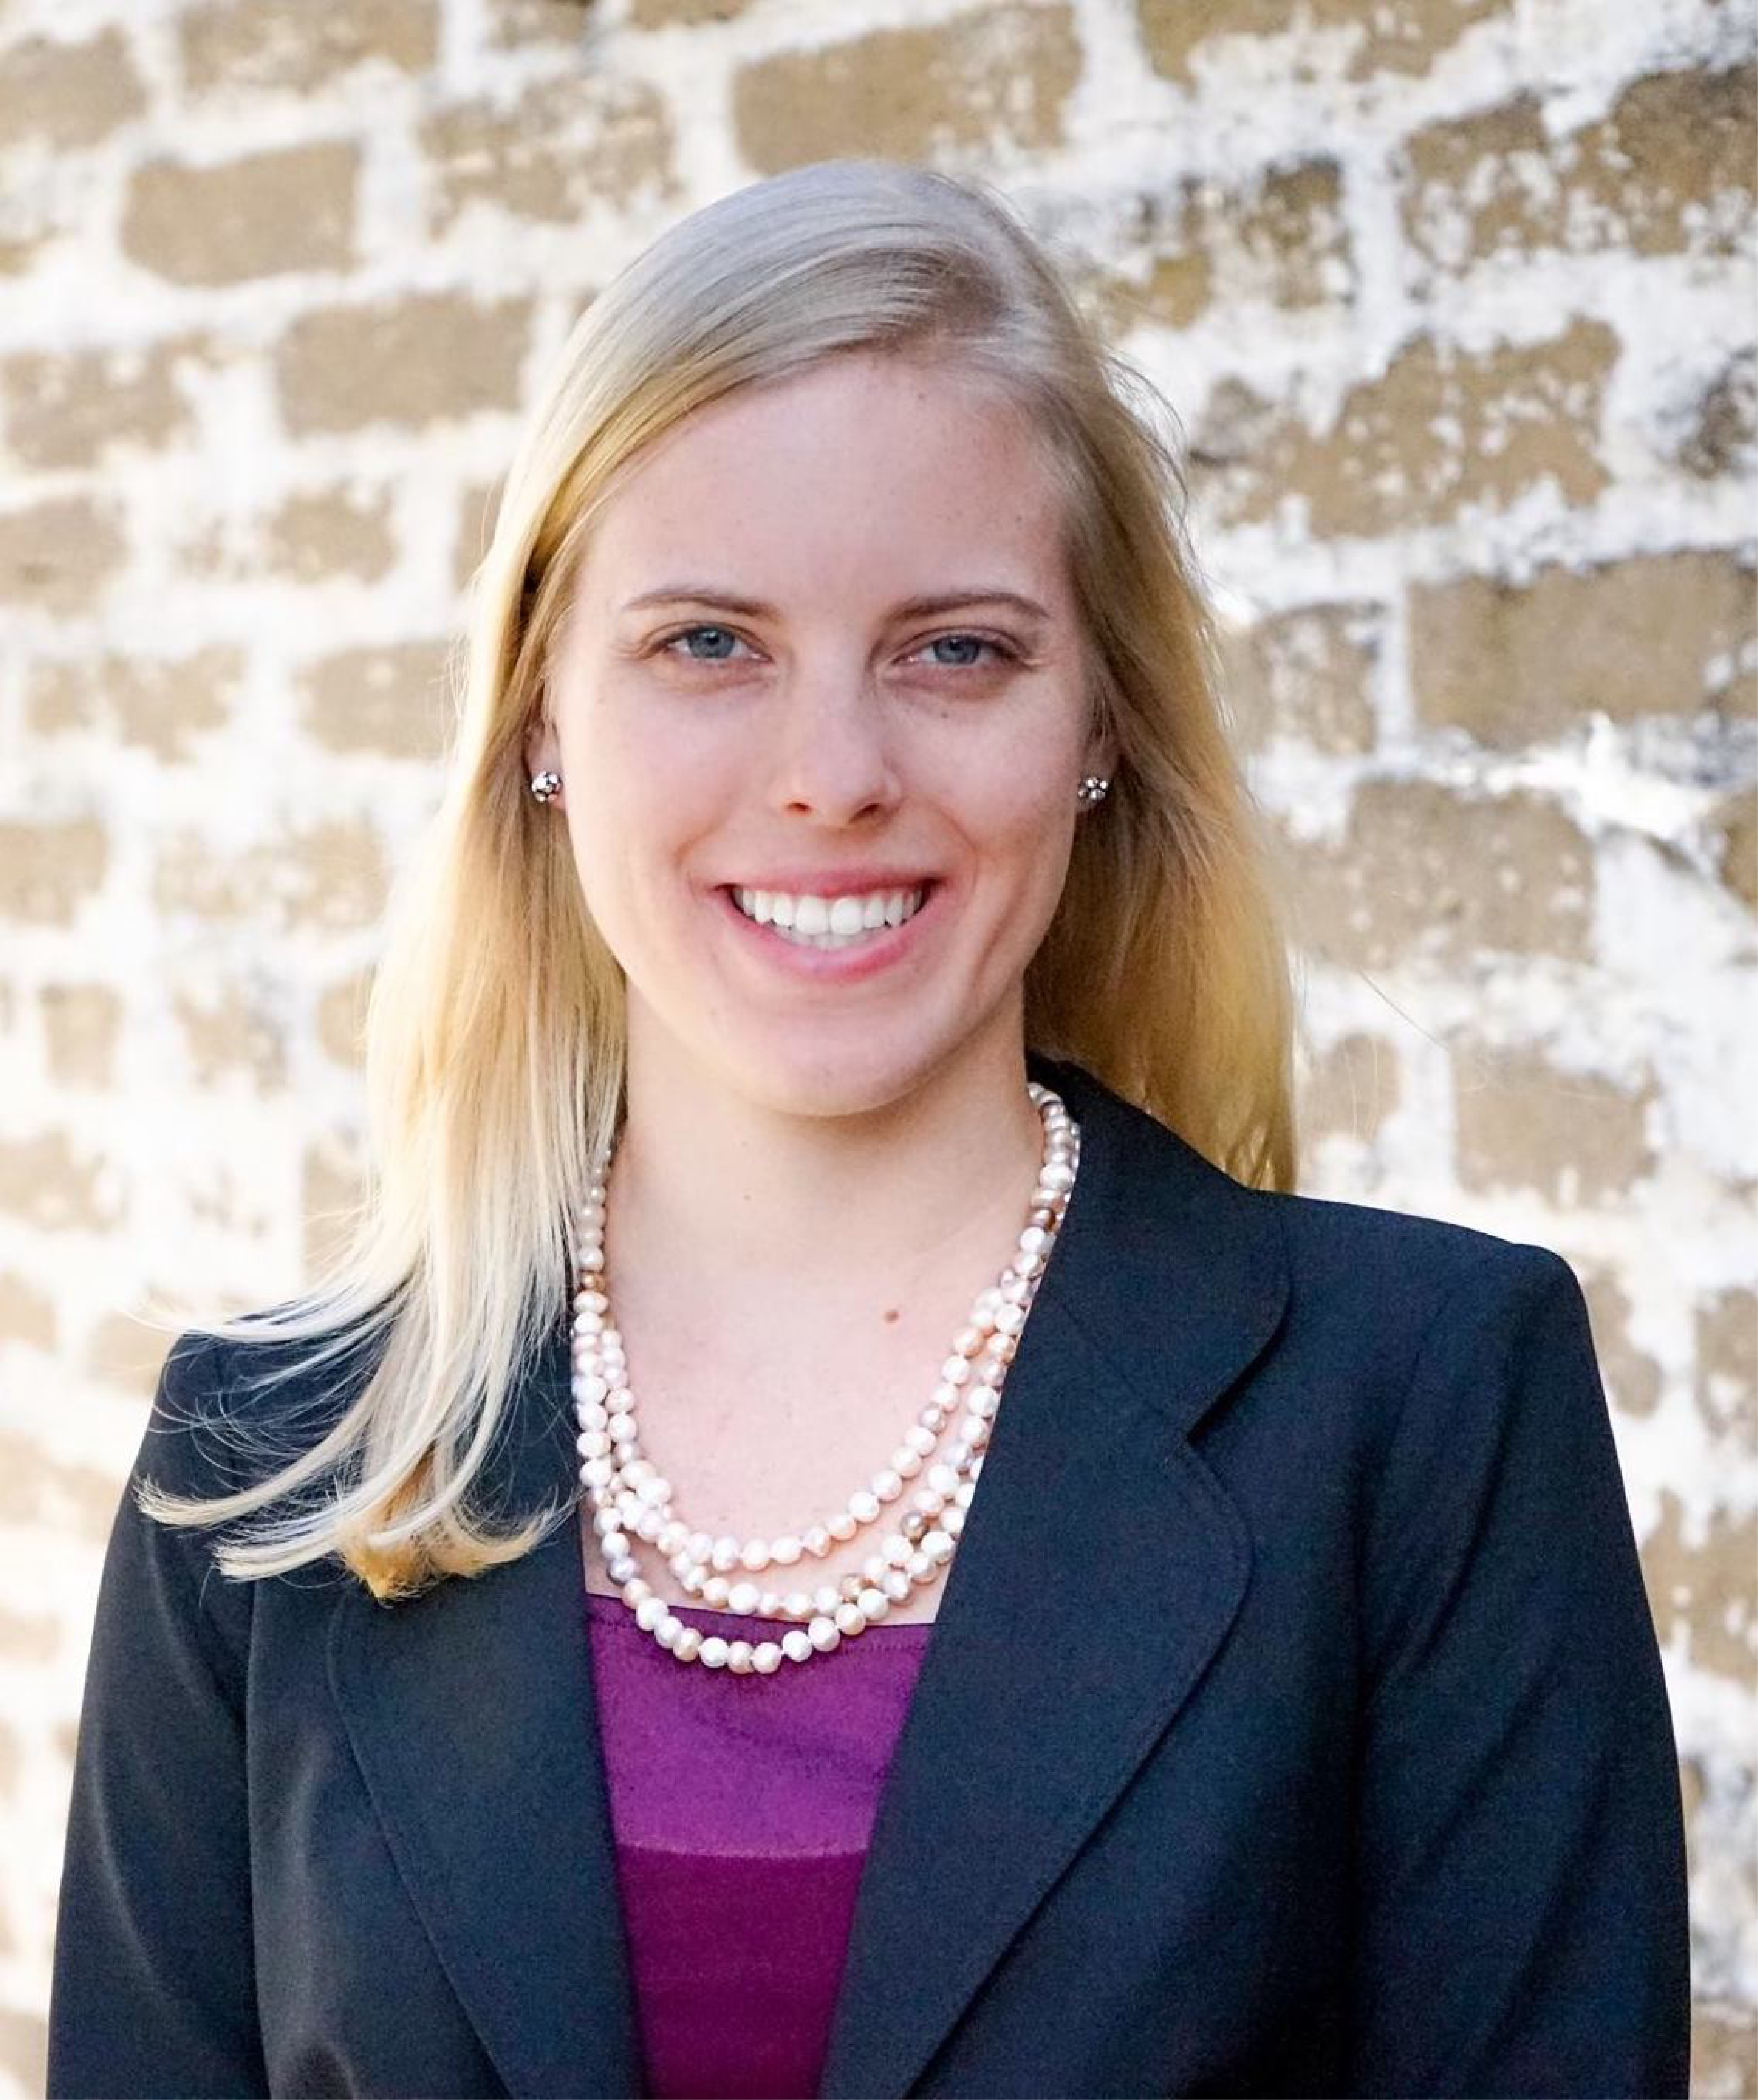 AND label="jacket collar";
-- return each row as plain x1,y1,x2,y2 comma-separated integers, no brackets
328,1055,1289,2097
